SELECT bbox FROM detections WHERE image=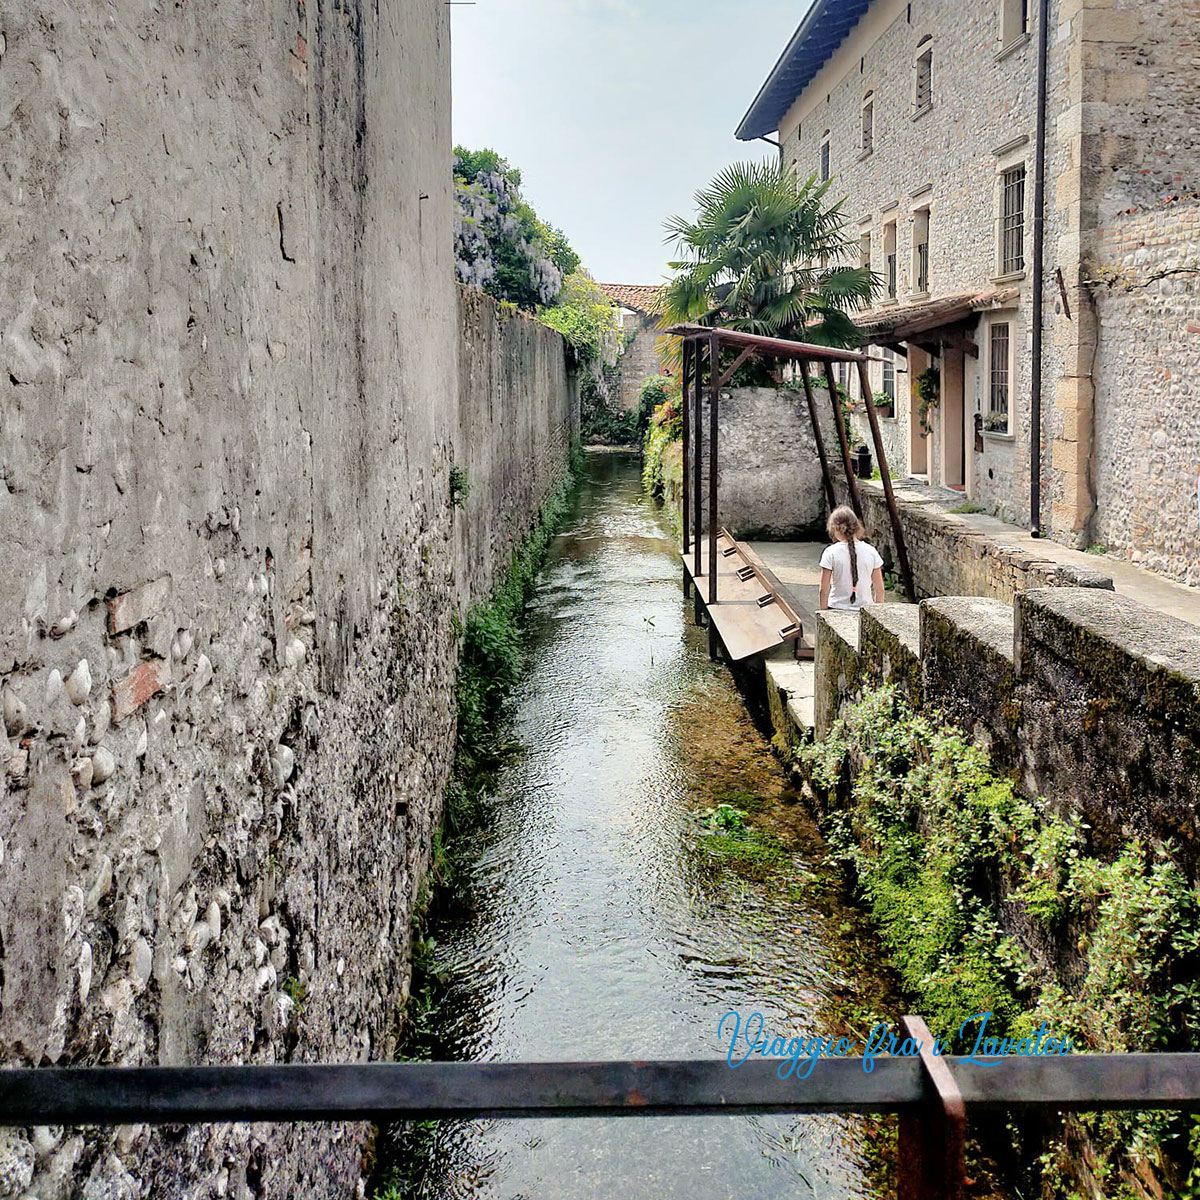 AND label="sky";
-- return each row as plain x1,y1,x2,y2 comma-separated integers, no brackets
450,0,812,286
